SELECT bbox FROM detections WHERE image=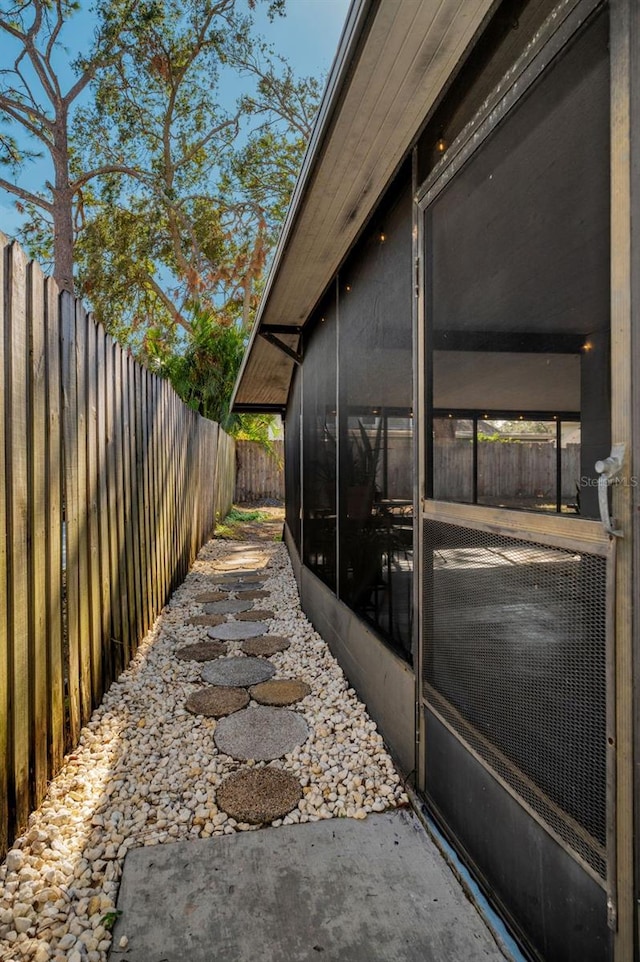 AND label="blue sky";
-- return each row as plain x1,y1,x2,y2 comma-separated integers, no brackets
254,0,350,75
0,0,351,238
